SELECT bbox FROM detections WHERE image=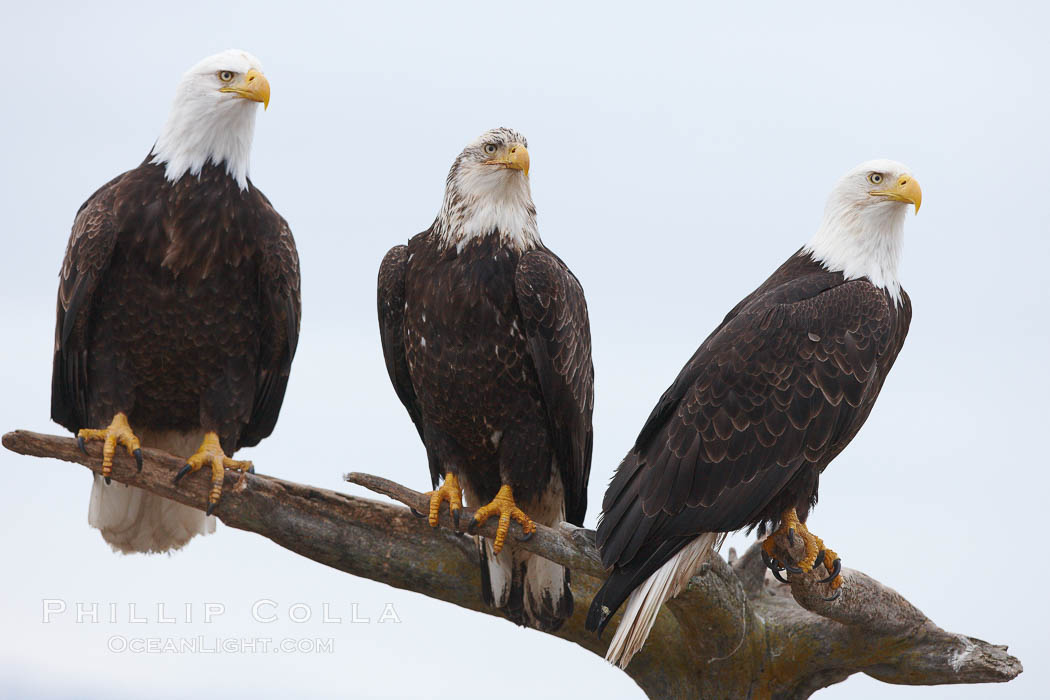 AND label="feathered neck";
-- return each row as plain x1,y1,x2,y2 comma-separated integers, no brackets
149,89,258,191
432,167,540,254
803,195,907,304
